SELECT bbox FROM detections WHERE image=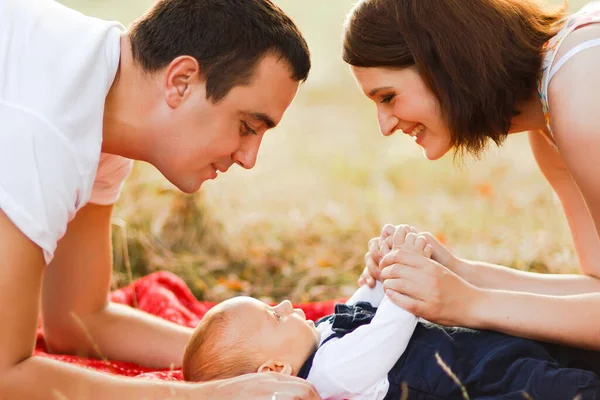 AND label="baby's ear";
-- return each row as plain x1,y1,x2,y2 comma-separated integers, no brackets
257,360,293,375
